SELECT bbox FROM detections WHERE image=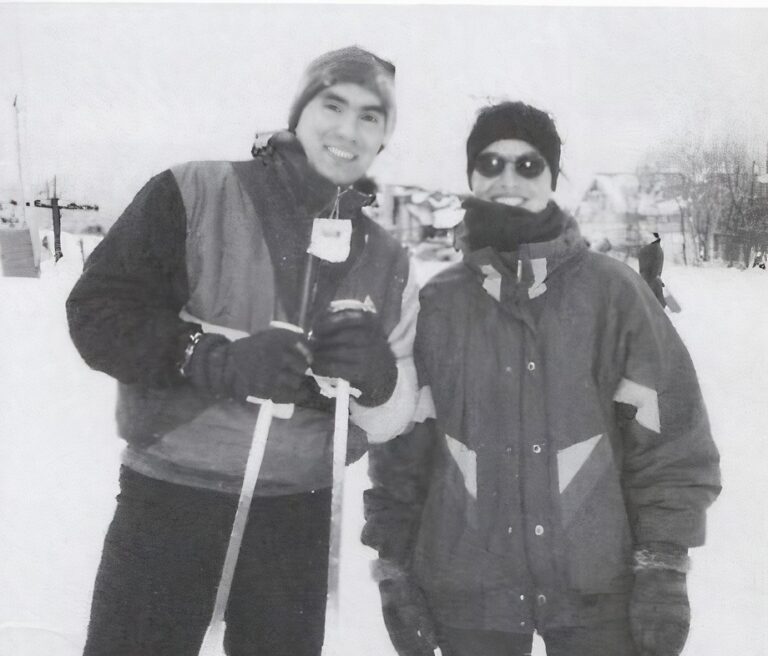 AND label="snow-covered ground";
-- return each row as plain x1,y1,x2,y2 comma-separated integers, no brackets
1,246,767,655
